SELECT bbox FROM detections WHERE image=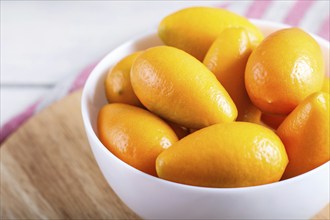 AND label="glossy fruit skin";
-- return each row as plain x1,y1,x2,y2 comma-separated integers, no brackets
156,122,288,188
105,52,143,107
131,46,237,129
158,7,263,61
203,28,261,122
322,77,330,93
277,92,330,179
97,103,178,176
245,28,324,115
